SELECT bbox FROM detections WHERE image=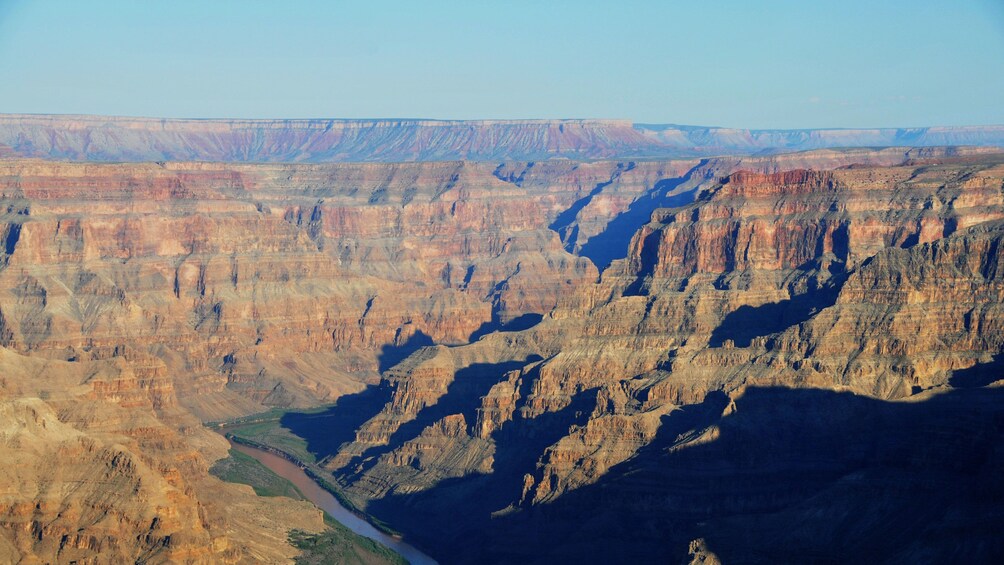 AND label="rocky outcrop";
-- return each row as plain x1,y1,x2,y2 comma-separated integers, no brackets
735,219,1004,395
0,347,328,564
303,152,1004,563
618,155,1004,293
0,158,648,421
2,145,1003,563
